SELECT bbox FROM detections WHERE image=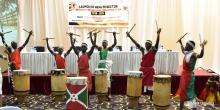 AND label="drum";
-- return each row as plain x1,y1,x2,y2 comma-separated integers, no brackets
153,75,171,110
126,71,143,108
66,77,88,110
12,70,30,103
94,68,108,93
0,46,9,73
0,68,2,106
50,69,66,101
94,68,109,103
99,60,112,87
